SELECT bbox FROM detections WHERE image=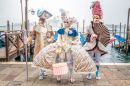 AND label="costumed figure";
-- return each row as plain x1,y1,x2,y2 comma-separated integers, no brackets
27,9,54,79
32,9,97,83
84,1,116,80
